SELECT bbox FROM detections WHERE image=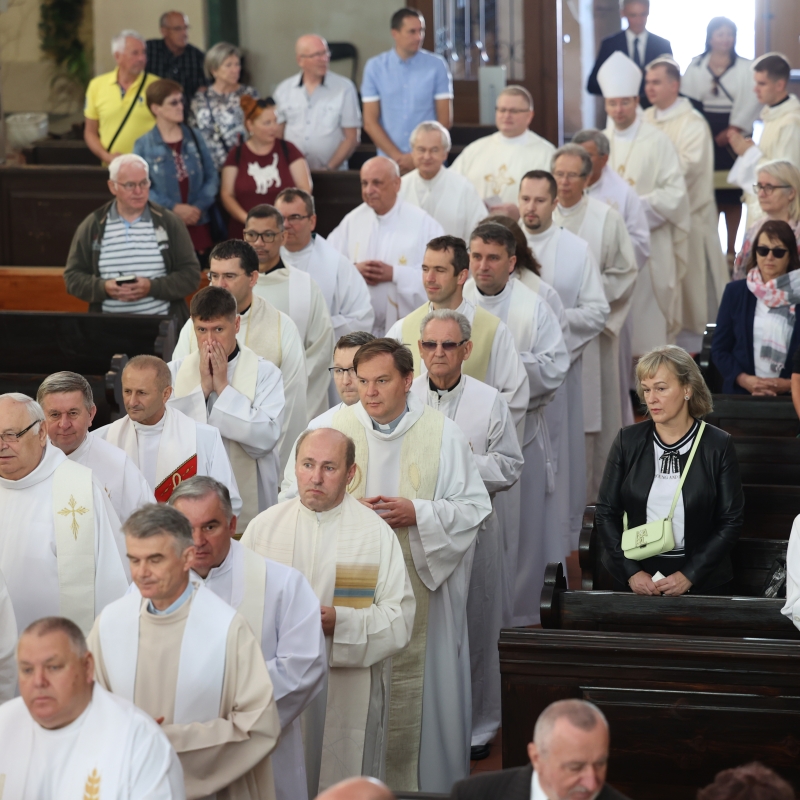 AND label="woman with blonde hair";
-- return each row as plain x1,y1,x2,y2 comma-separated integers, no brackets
595,345,744,596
